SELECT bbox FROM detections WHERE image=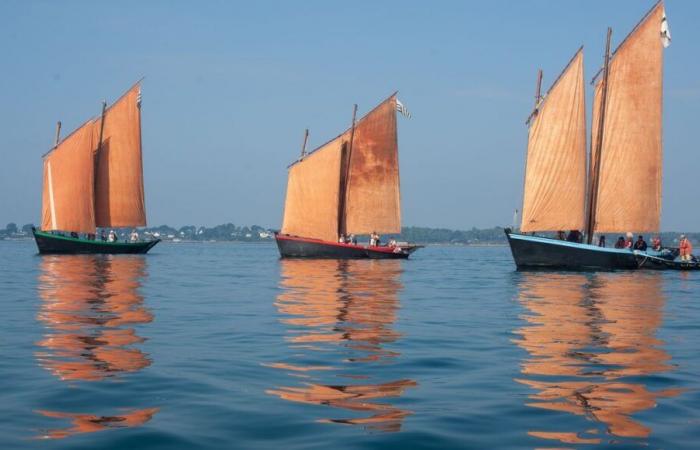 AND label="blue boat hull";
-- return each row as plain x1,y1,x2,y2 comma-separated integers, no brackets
504,229,638,271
